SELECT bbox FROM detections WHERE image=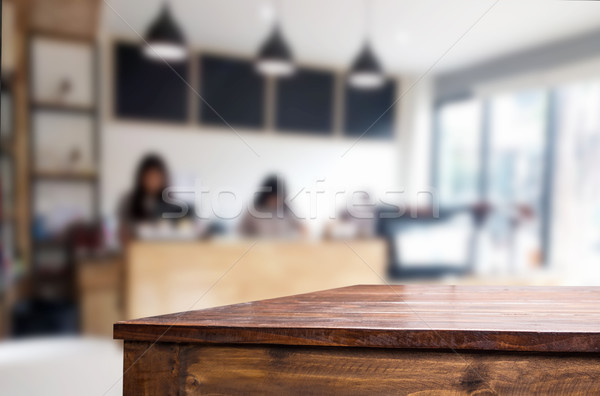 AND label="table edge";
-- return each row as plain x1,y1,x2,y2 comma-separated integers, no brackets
113,323,600,353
